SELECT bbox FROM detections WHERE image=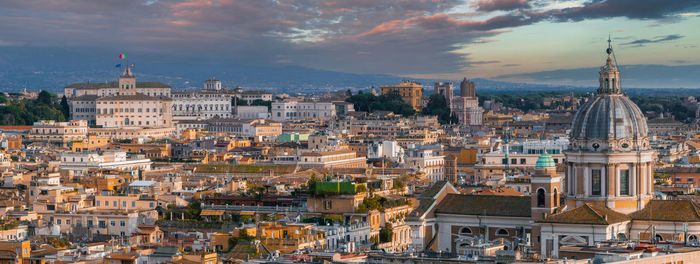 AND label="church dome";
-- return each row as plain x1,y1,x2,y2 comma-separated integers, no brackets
535,152,555,168
570,94,647,140
569,39,648,149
